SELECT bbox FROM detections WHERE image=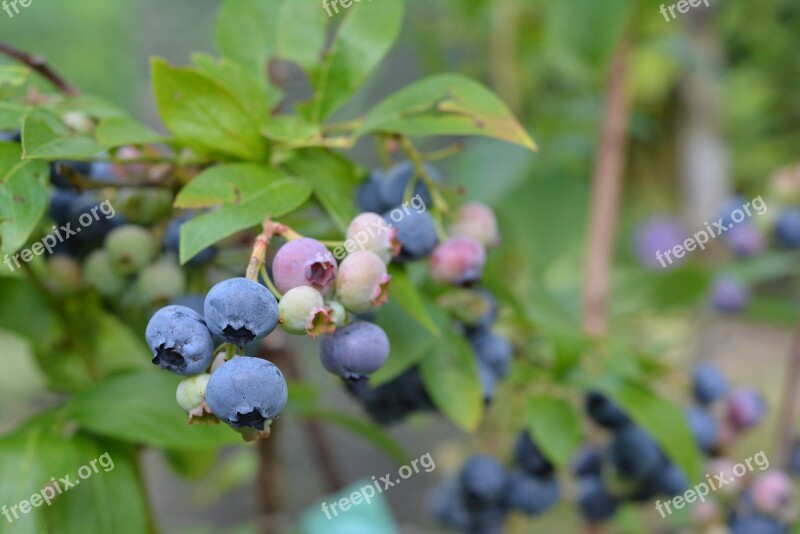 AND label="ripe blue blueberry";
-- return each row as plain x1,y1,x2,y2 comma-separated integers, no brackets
385,209,439,262
378,161,440,208
319,321,389,380
430,478,472,531
470,329,513,379
66,193,118,242
145,305,215,376
775,208,800,249
49,189,78,226
572,446,603,477
730,515,785,534
514,431,554,477
692,362,728,405
204,277,279,346
577,476,618,521
611,426,662,480
585,391,631,430
711,276,750,314
356,169,390,214
506,470,560,516
459,454,508,507
205,356,288,431
686,406,719,454
653,463,688,497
